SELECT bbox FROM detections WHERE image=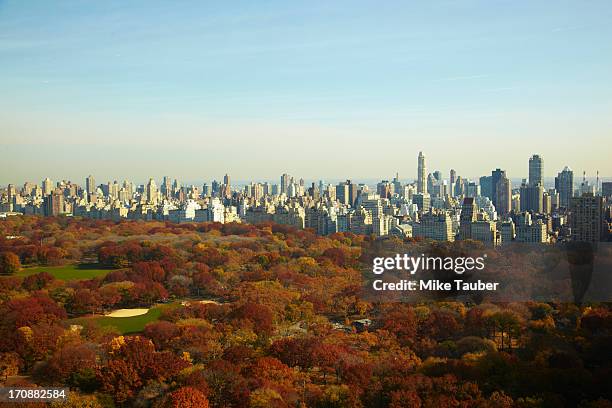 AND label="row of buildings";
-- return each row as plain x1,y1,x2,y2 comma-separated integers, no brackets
2,154,611,245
